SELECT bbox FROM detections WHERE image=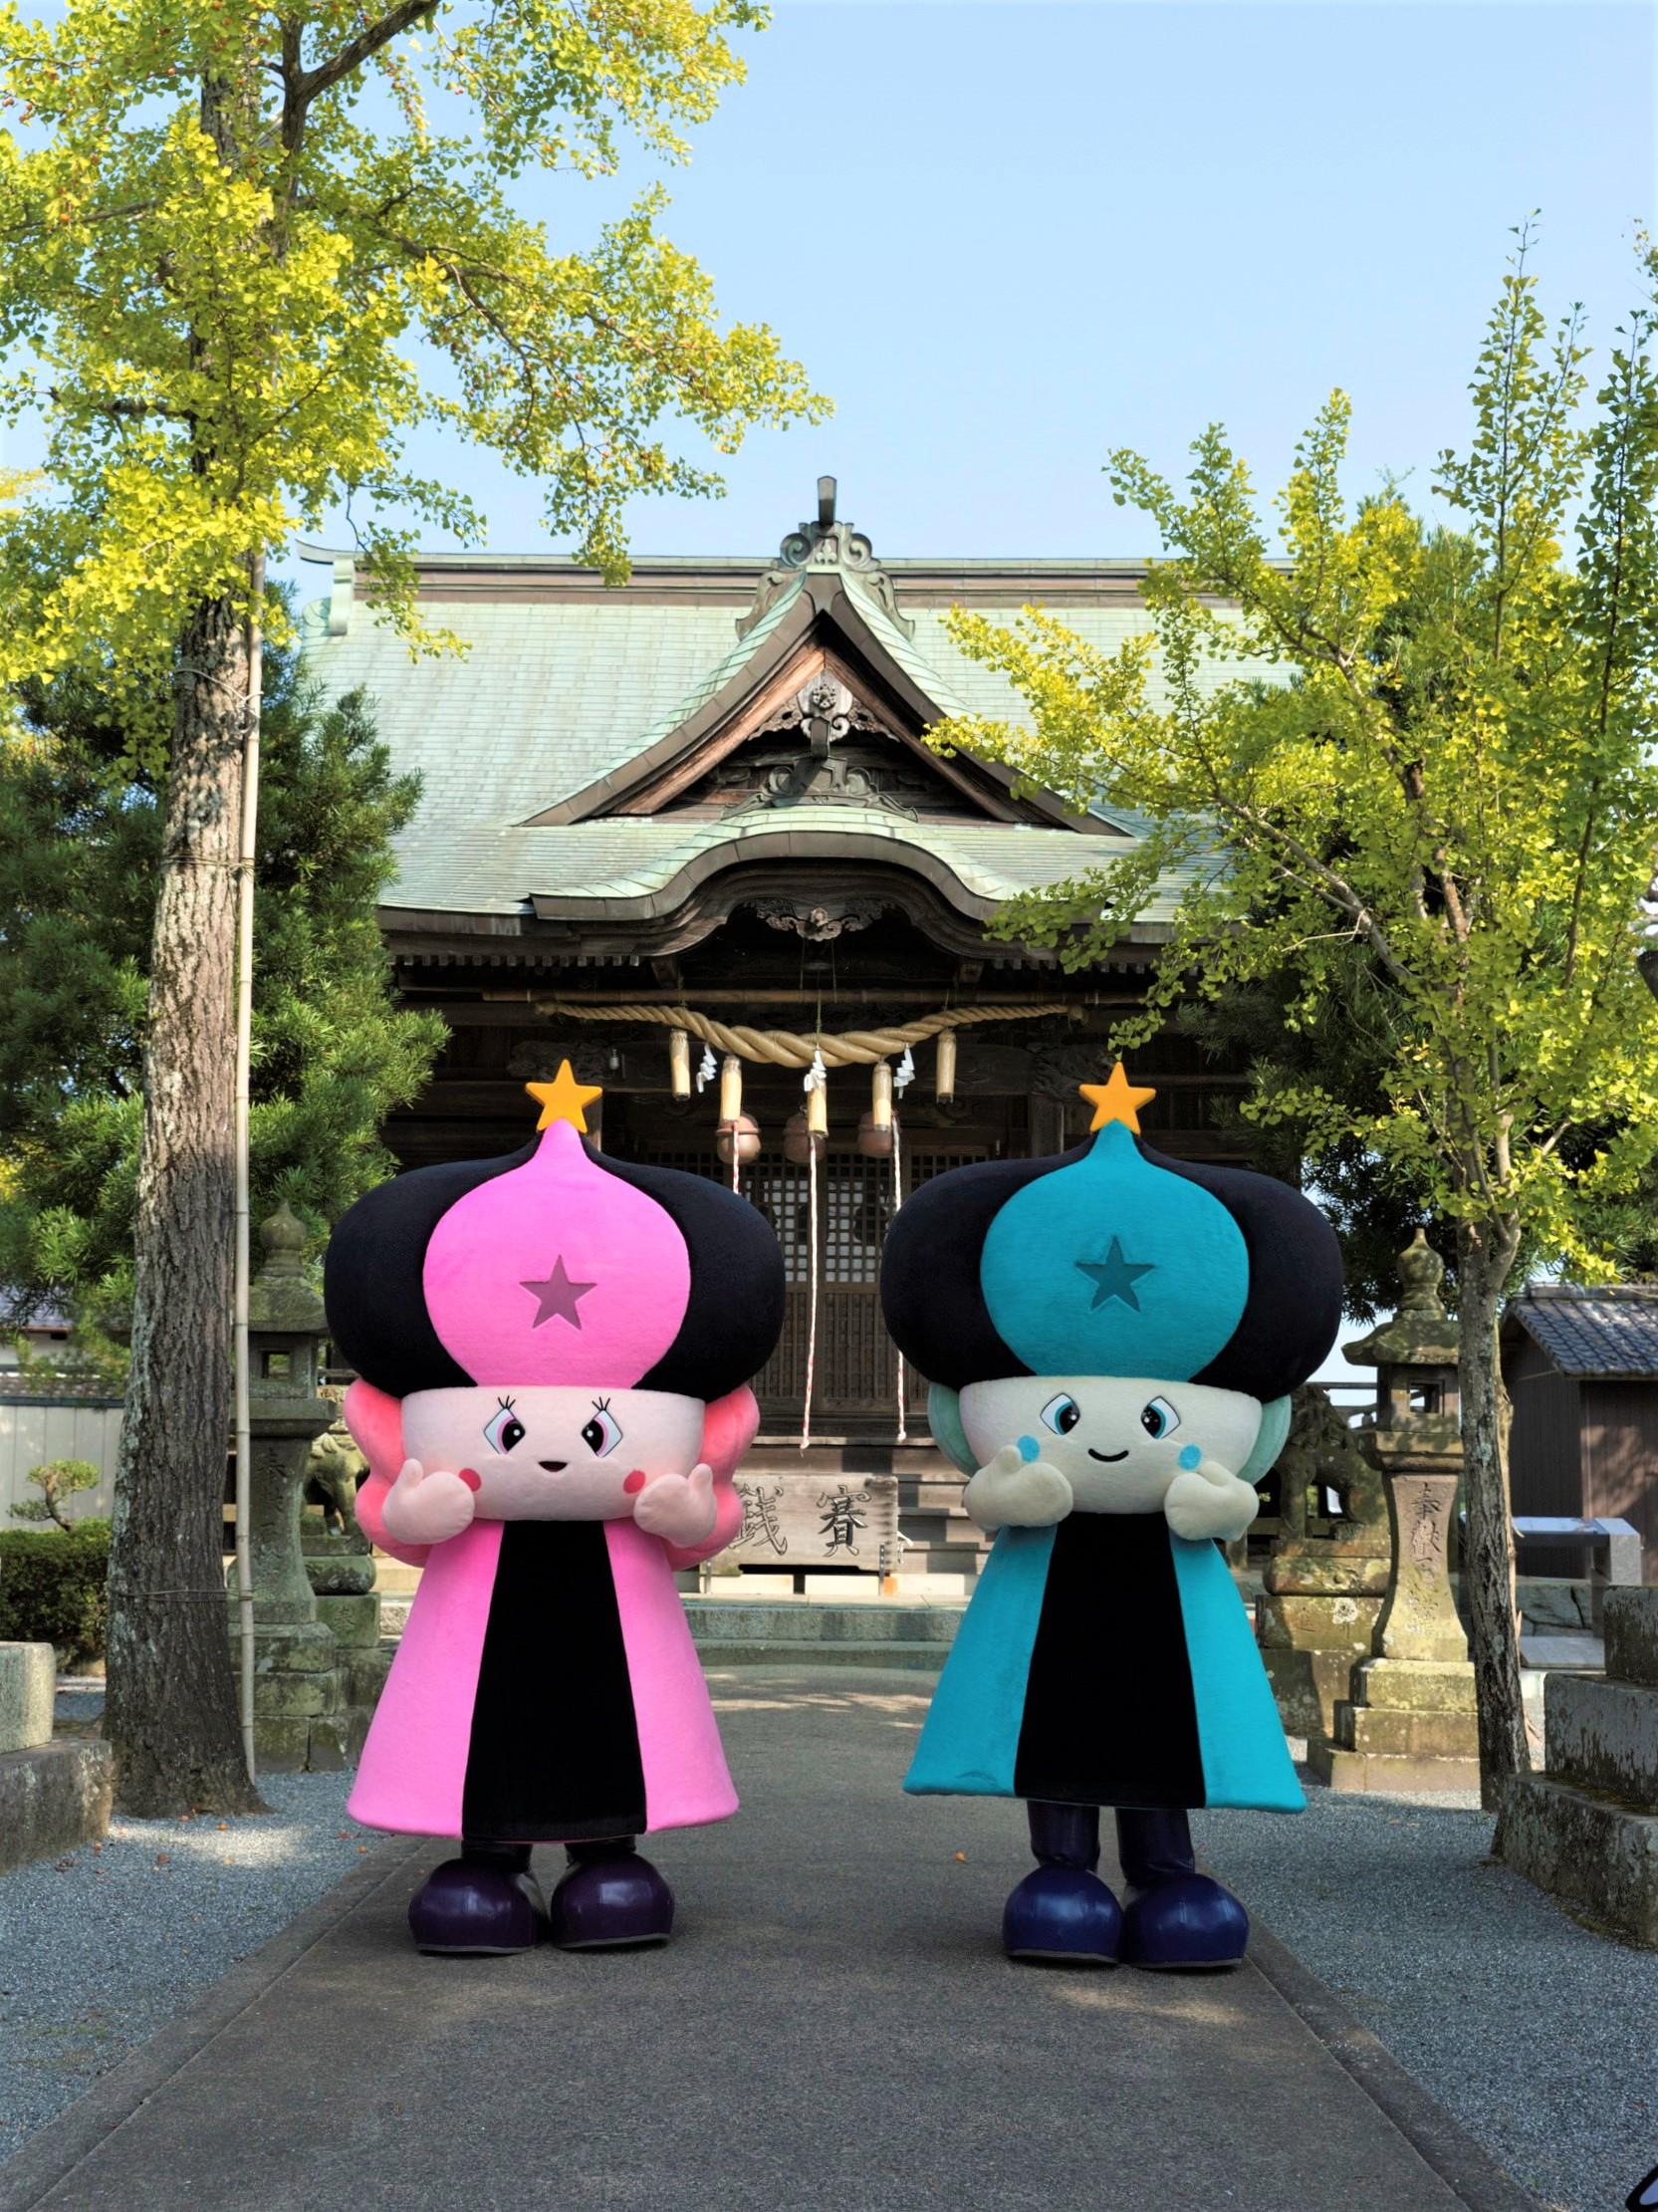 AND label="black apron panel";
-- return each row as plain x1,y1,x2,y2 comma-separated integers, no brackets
461,1521,647,1843
1012,1512,1206,1810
